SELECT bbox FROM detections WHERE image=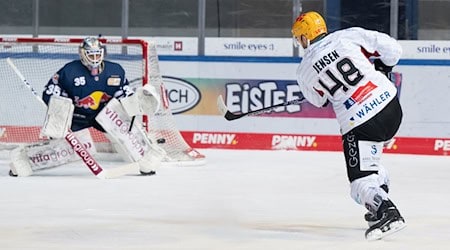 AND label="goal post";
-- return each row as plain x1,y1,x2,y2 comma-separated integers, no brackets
0,37,205,166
